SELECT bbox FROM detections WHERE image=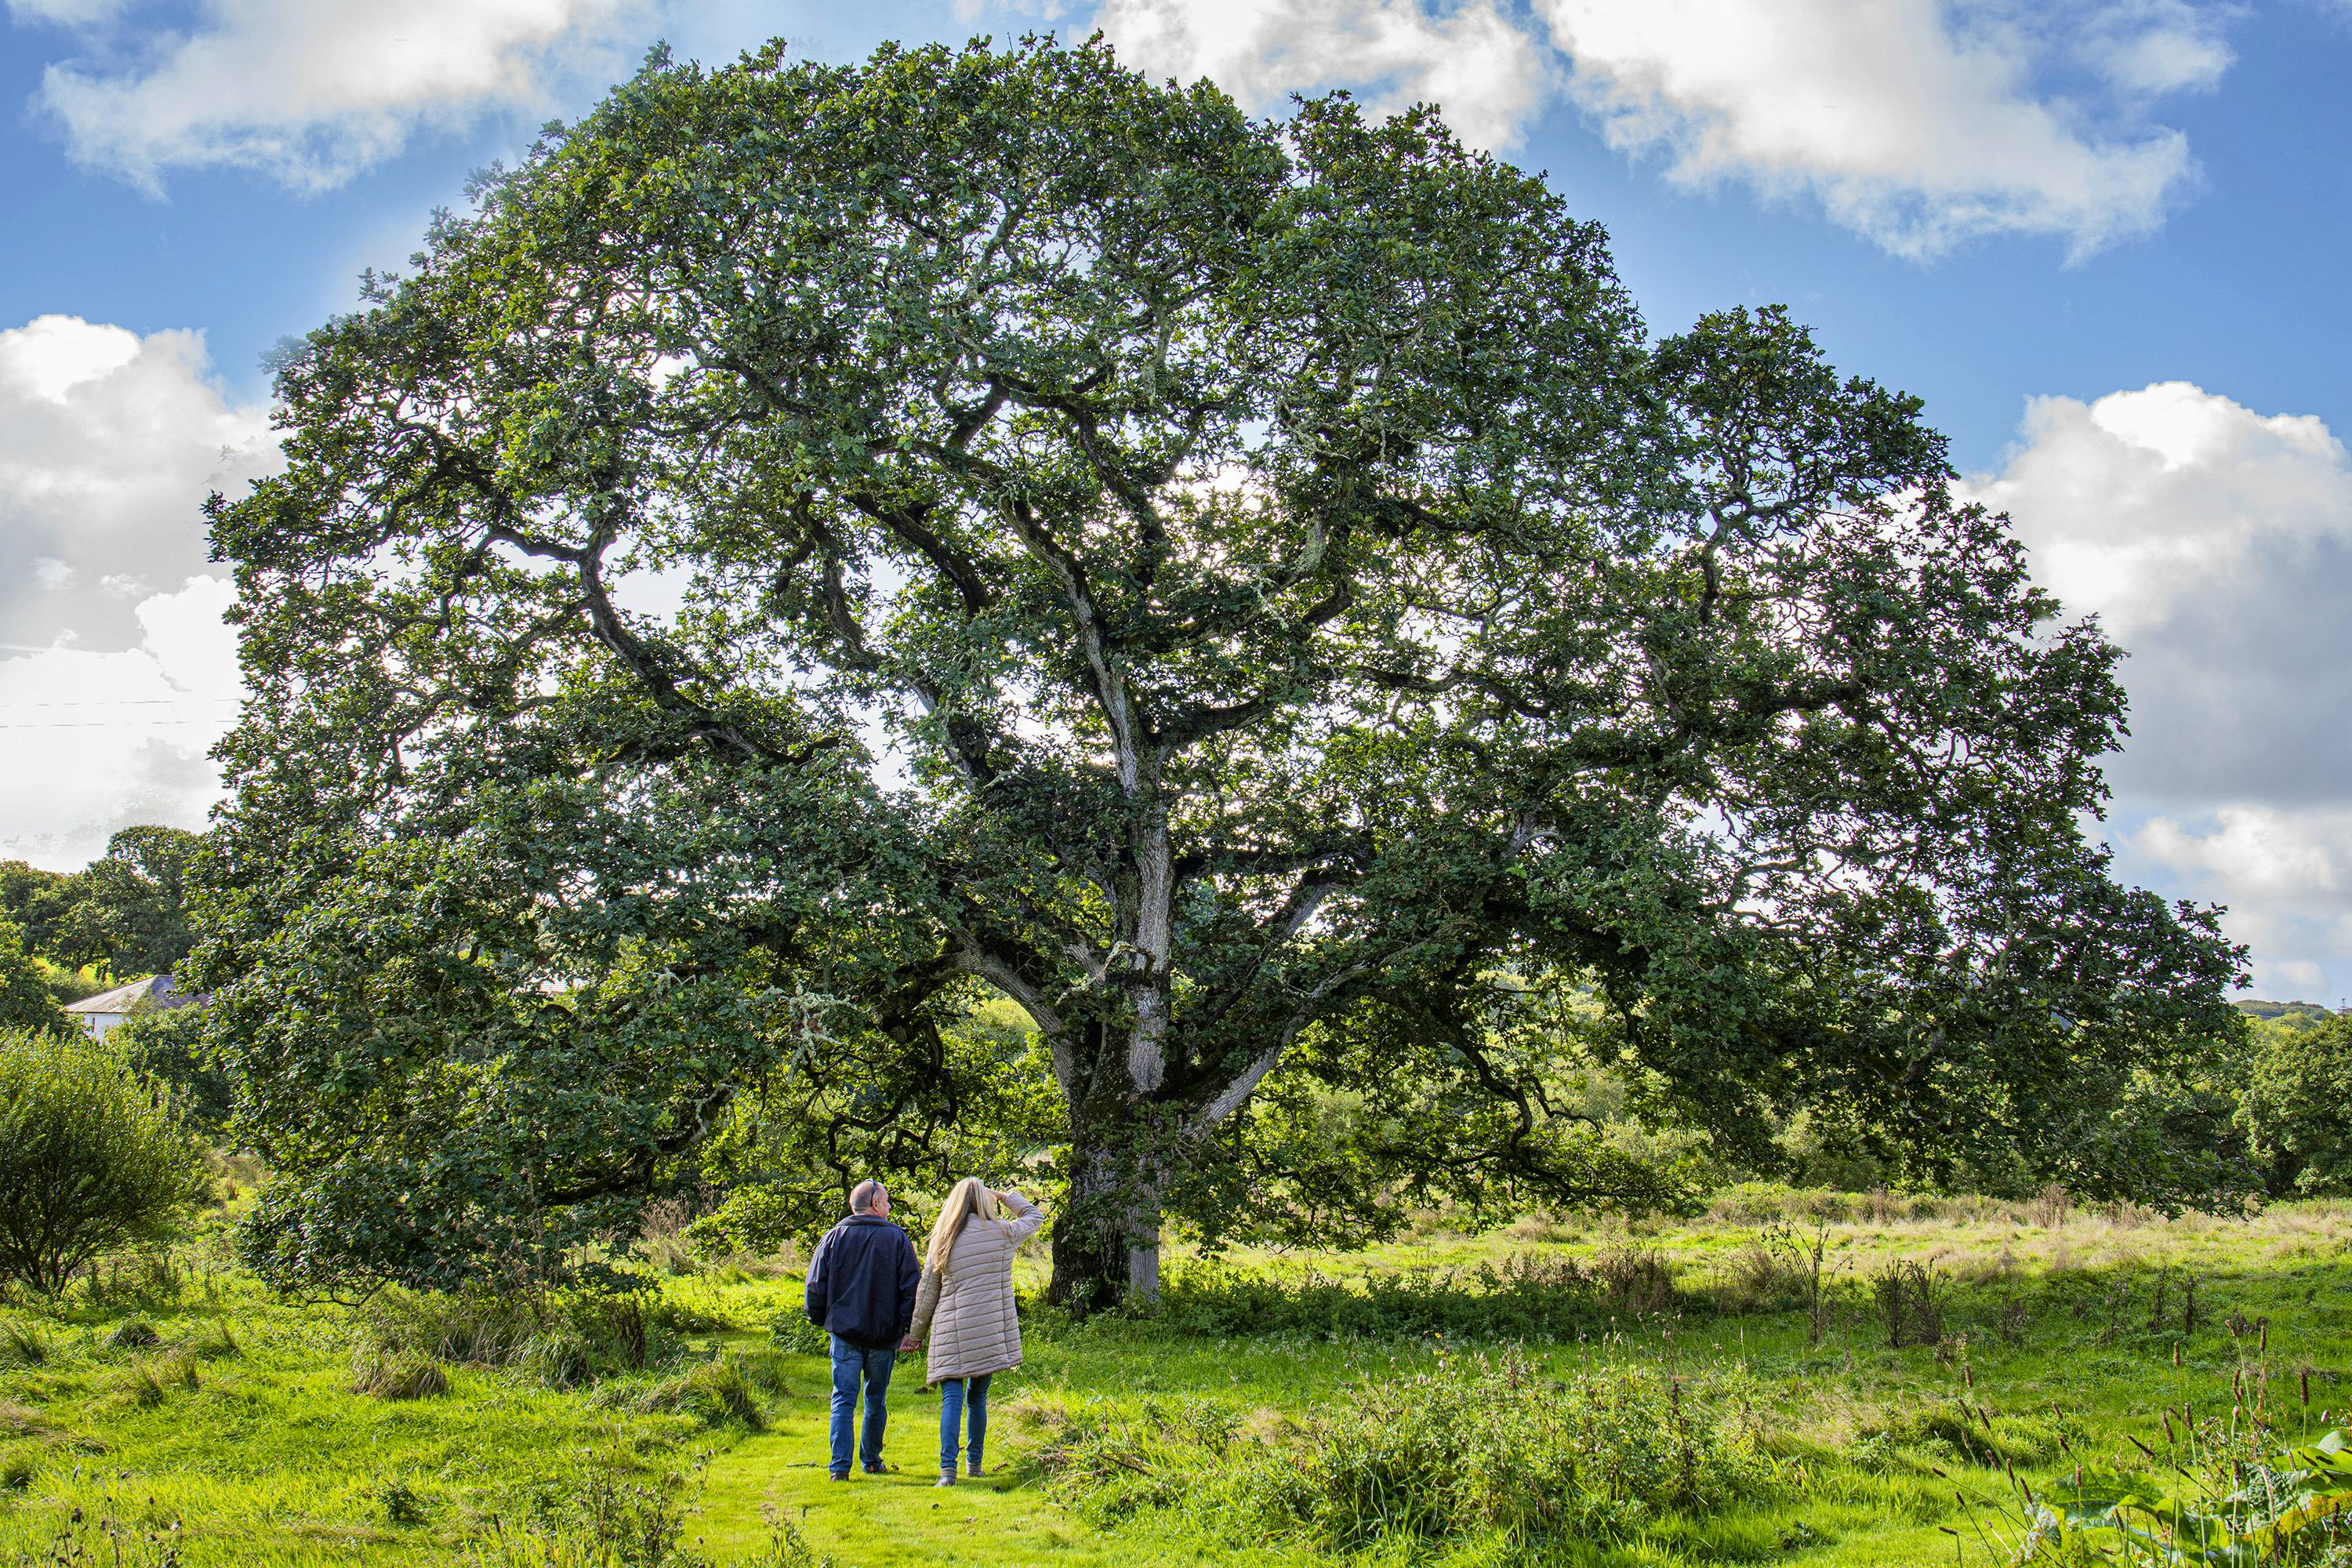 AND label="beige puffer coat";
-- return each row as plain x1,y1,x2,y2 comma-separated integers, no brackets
909,1190,1046,1385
